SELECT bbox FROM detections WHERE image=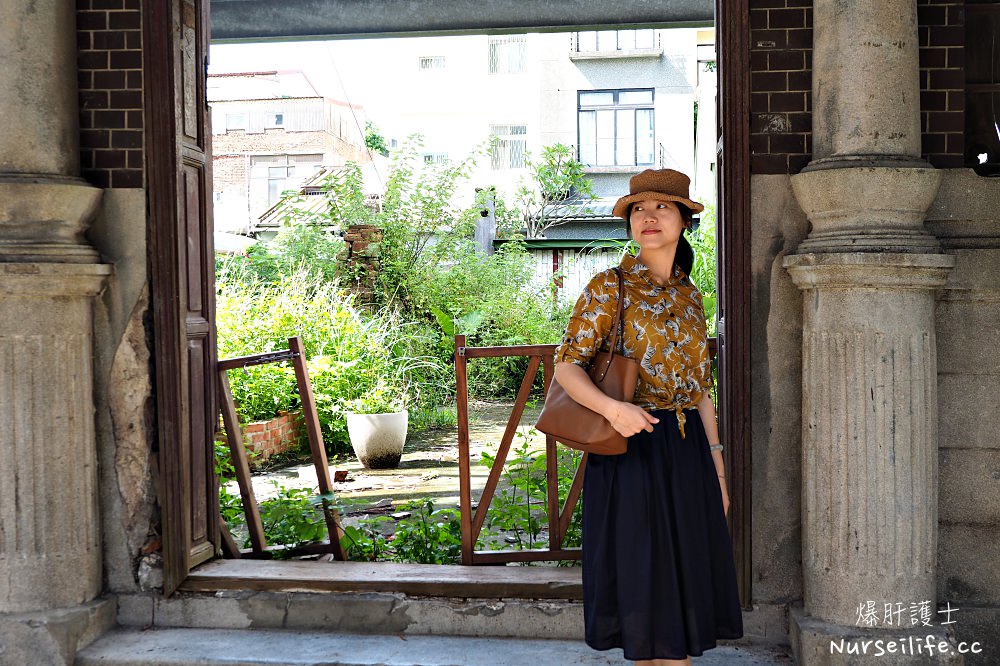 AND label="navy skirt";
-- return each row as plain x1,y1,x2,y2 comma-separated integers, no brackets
582,408,744,661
